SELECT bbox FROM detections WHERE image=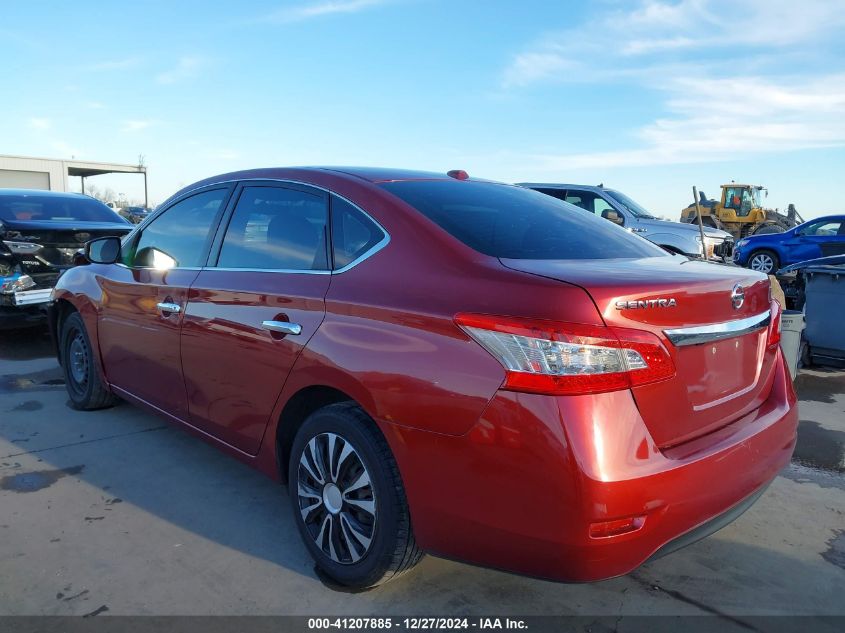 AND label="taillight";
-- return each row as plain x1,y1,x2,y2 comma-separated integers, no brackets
768,299,782,349
455,314,675,396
